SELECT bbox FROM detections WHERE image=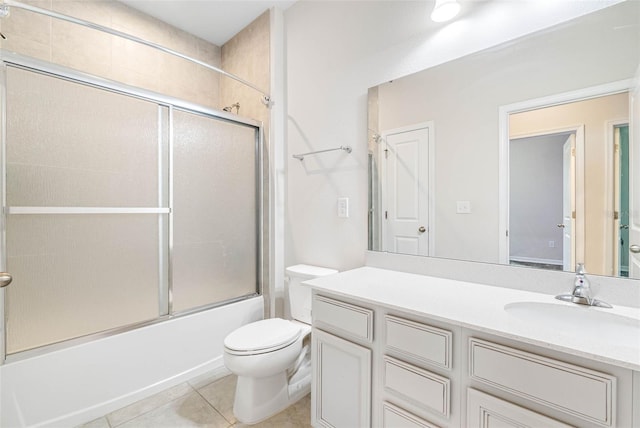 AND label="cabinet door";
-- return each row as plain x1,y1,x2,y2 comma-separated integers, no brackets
312,328,372,428
467,389,572,428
